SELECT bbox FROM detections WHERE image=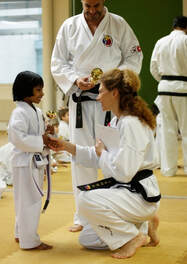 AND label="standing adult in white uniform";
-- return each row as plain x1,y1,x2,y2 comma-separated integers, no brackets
150,16,187,176
49,69,161,259
51,0,143,232
8,71,53,250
